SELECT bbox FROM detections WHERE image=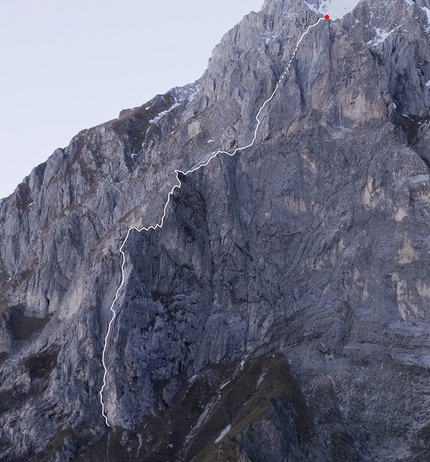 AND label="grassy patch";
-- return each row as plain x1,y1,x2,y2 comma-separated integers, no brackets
186,354,314,461
28,429,75,462
44,354,313,461
28,427,97,462
70,426,142,462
